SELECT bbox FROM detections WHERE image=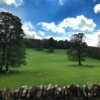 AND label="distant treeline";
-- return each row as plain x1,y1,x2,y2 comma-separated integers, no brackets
87,46,100,60
24,38,69,49
24,38,100,60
